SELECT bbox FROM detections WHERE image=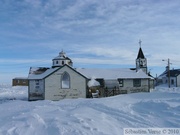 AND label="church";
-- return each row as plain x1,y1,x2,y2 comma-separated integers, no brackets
28,46,154,101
